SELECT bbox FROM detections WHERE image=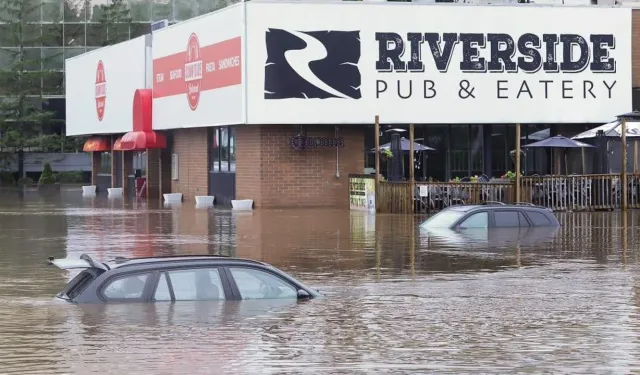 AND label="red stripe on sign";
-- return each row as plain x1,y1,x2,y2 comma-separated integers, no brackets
153,37,242,99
